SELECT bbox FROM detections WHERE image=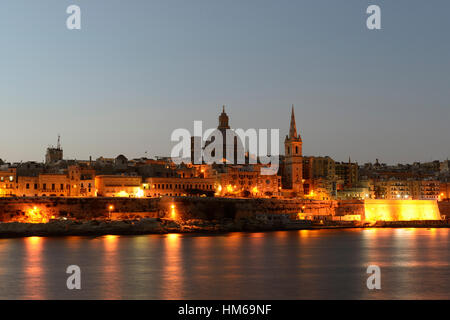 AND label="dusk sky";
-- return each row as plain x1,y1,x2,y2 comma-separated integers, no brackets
1,0,449,164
